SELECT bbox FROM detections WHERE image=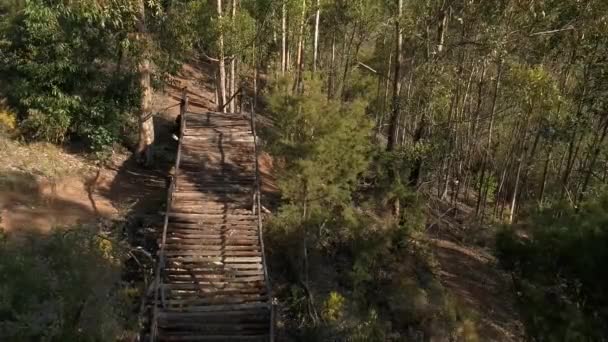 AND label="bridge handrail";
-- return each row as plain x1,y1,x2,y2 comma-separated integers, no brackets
250,102,275,342
150,89,188,342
